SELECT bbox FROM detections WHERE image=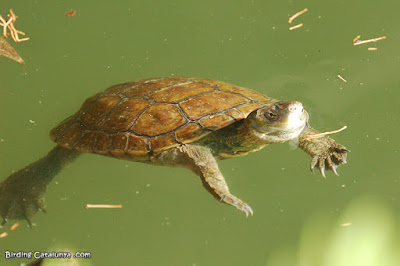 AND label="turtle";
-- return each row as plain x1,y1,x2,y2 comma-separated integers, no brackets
0,77,348,227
